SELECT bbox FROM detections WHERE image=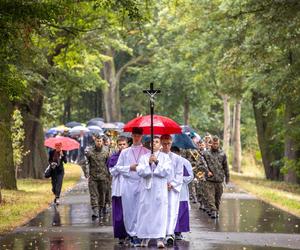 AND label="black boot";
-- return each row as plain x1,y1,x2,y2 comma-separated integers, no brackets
210,211,218,219
92,208,99,220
